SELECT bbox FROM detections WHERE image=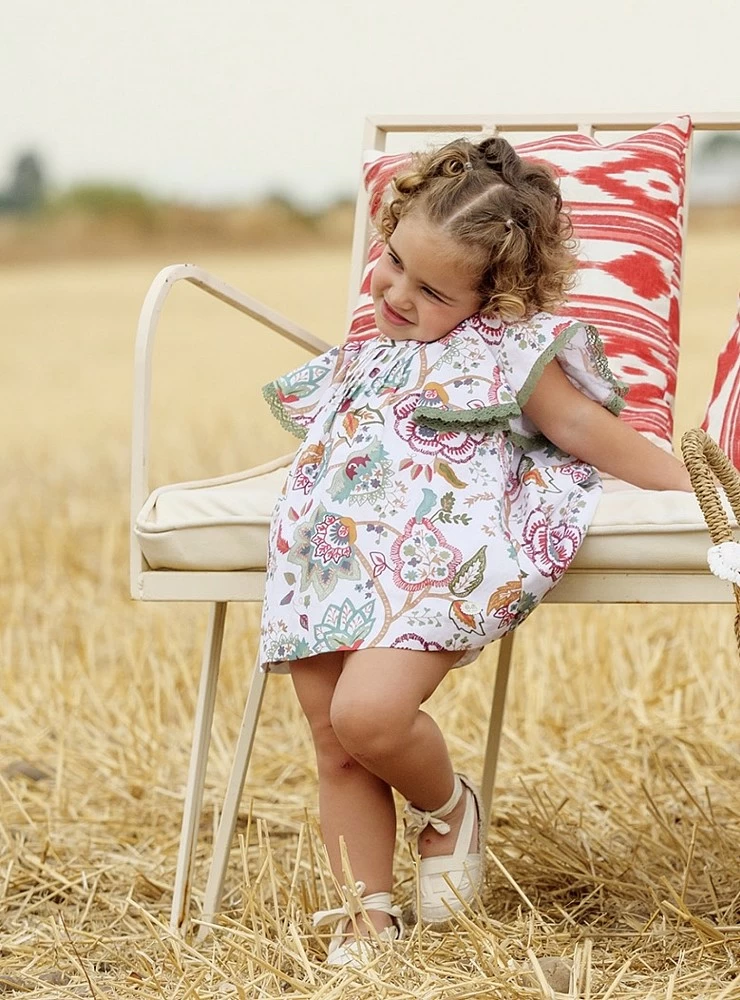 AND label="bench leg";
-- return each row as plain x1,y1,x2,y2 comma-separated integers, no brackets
170,601,227,935
197,654,268,941
480,630,516,831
